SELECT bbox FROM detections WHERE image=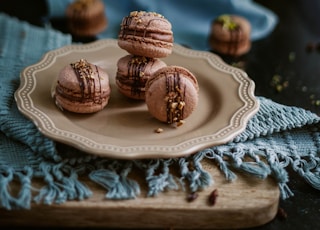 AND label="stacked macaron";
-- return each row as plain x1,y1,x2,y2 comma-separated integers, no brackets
116,11,199,125
118,11,174,58
209,14,251,57
116,11,173,101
